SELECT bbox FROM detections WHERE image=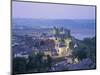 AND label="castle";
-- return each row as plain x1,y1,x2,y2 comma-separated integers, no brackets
51,26,73,57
